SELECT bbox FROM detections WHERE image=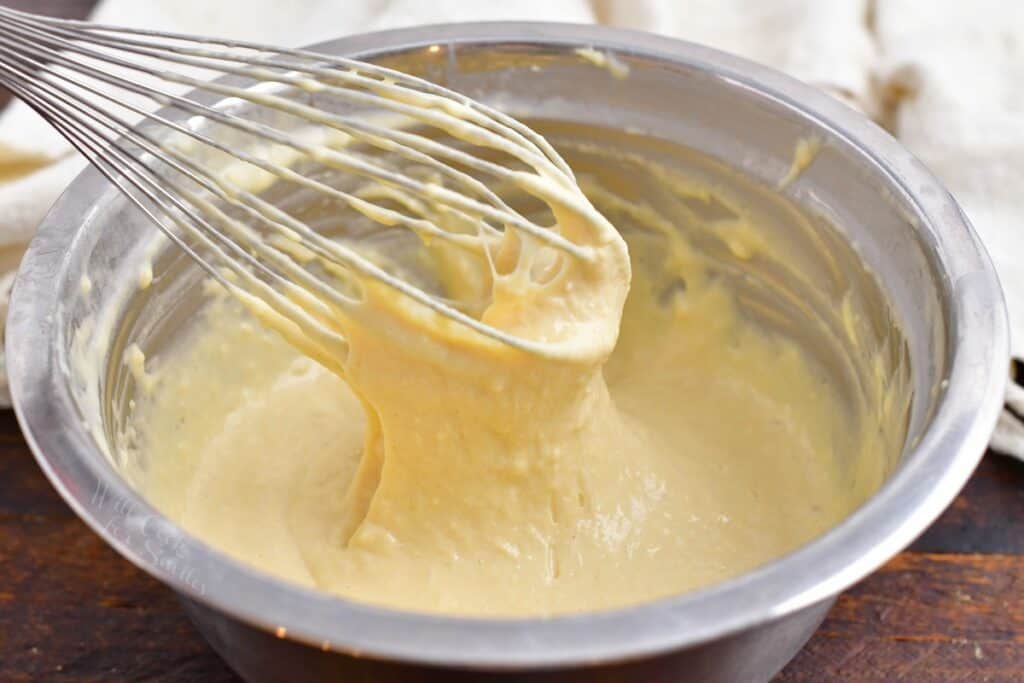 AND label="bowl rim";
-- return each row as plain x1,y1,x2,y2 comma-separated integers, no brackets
7,21,1008,669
